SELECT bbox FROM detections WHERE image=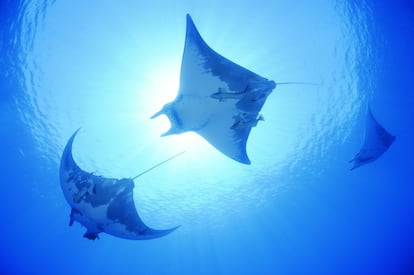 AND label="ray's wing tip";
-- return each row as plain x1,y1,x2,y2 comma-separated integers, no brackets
185,13,198,34
60,128,82,174
170,224,181,232
64,128,81,154
148,224,181,238
242,158,251,165
186,14,194,25
349,159,356,170
165,224,181,235
350,161,361,171
235,154,251,165
71,128,81,139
